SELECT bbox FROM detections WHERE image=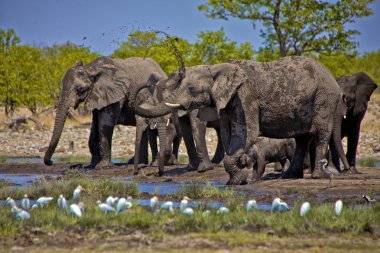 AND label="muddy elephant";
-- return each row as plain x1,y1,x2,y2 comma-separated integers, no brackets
241,137,296,180
44,56,168,173
130,76,225,173
131,56,341,185
330,72,378,173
